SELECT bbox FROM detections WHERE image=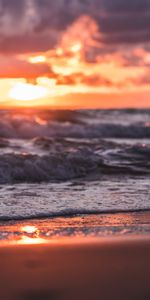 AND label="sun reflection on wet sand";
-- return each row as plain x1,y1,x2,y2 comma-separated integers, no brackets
21,225,38,234
0,212,150,246
19,236,46,245
19,225,47,244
